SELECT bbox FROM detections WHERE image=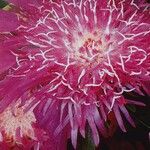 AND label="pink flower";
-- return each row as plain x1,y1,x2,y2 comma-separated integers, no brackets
0,0,150,149
0,98,52,149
